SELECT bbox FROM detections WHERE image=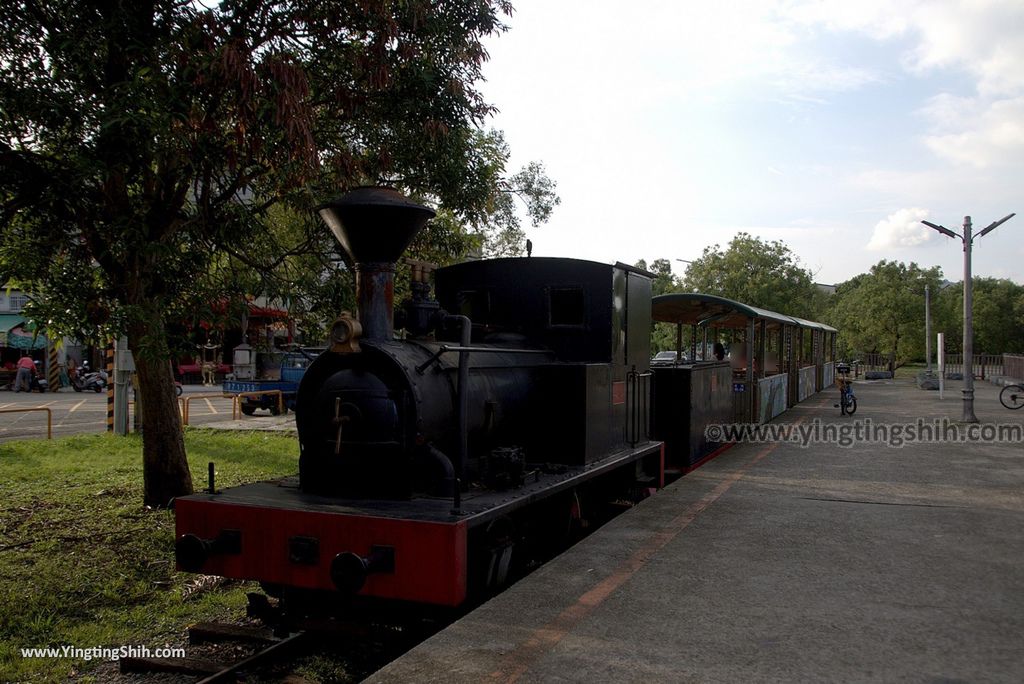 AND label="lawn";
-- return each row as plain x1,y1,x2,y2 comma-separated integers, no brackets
0,430,299,682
